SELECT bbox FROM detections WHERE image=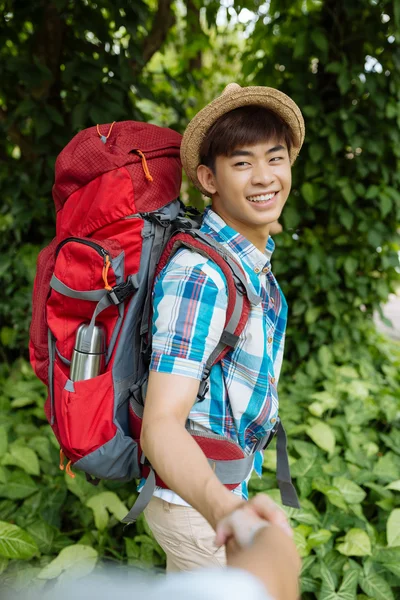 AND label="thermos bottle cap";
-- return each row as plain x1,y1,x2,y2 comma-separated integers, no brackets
74,323,106,354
